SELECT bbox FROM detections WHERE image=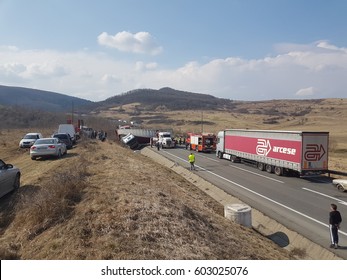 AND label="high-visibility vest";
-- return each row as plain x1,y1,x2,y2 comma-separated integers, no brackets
188,154,195,163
